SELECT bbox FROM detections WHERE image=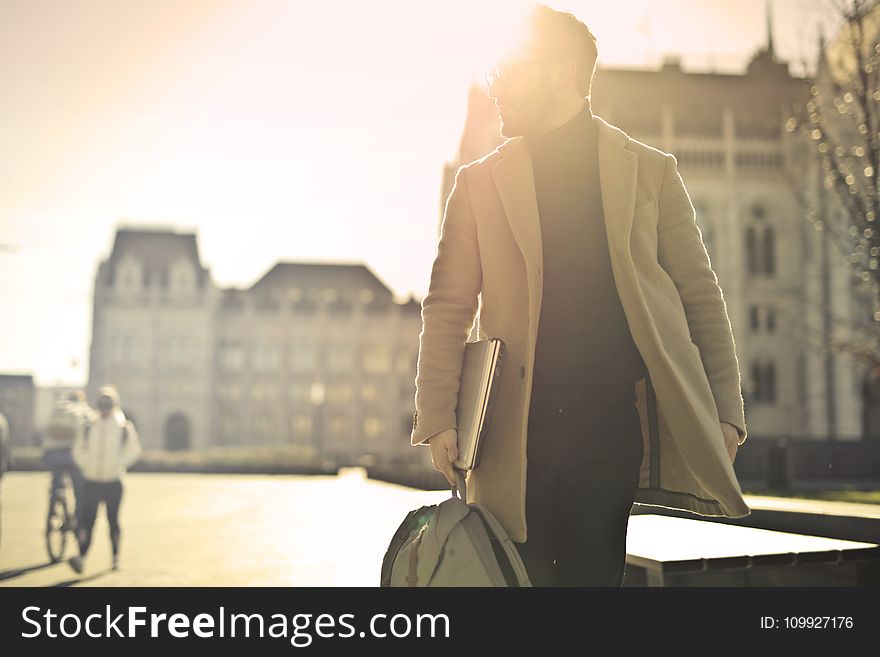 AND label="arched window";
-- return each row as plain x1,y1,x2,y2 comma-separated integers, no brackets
116,255,142,293
763,226,776,275
746,226,758,274
169,259,195,294
164,412,191,450
745,203,775,277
